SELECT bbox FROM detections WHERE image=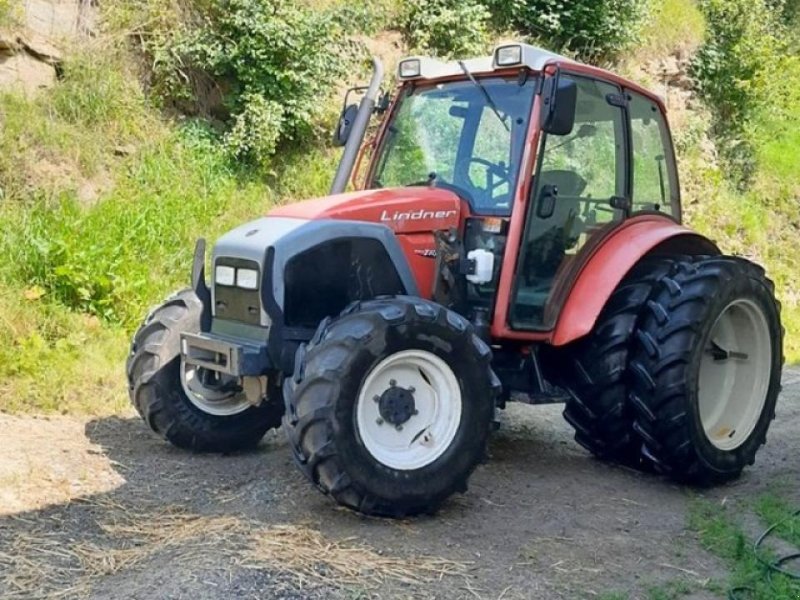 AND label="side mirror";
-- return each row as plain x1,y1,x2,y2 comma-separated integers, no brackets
536,184,558,219
334,104,359,147
541,75,577,136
